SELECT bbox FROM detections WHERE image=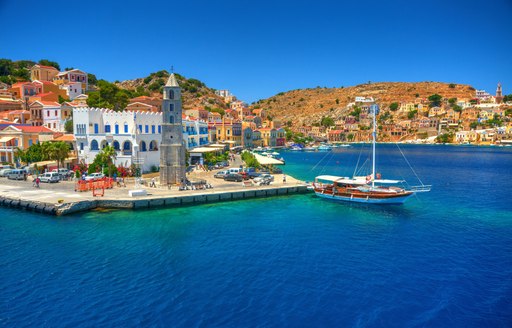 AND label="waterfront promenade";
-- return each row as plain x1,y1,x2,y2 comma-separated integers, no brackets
0,168,307,216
